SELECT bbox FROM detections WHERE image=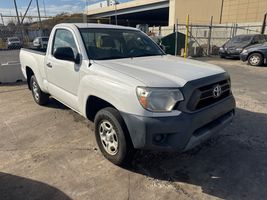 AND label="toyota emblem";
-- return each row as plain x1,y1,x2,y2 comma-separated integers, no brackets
213,85,222,98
